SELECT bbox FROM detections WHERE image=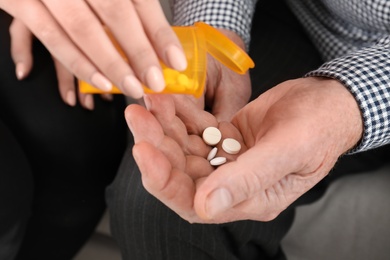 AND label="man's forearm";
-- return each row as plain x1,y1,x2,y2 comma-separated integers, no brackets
306,36,390,153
